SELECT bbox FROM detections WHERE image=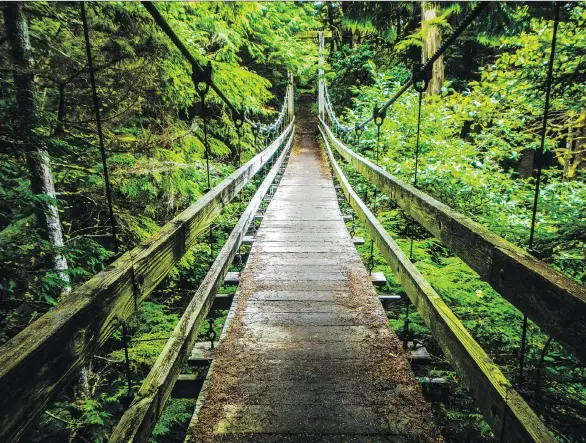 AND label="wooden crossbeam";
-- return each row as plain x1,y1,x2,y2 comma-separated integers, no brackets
378,294,401,301
408,343,432,363
211,294,234,311
187,341,216,367
242,235,255,245
224,271,241,286
370,271,387,286
321,122,586,362
171,373,206,398
320,125,554,443
0,120,295,443
108,123,296,443
297,30,332,39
